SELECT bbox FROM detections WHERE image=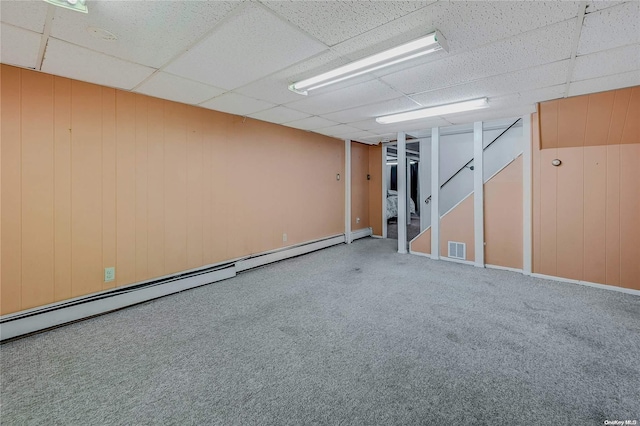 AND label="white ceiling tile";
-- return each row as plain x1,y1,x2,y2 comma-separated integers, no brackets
445,105,536,125
314,124,364,138
234,51,350,105
332,1,579,60
586,1,627,13
409,60,570,107
0,0,49,33
340,130,378,141
165,3,327,90
577,2,640,55
381,19,575,95
49,1,241,68
285,79,402,116
349,117,450,132
134,72,225,105
248,106,310,124
200,92,275,116
573,44,640,81
0,23,41,69
41,38,155,90
284,116,340,131
322,97,422,123
262,1,430,46
568,70,640,97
